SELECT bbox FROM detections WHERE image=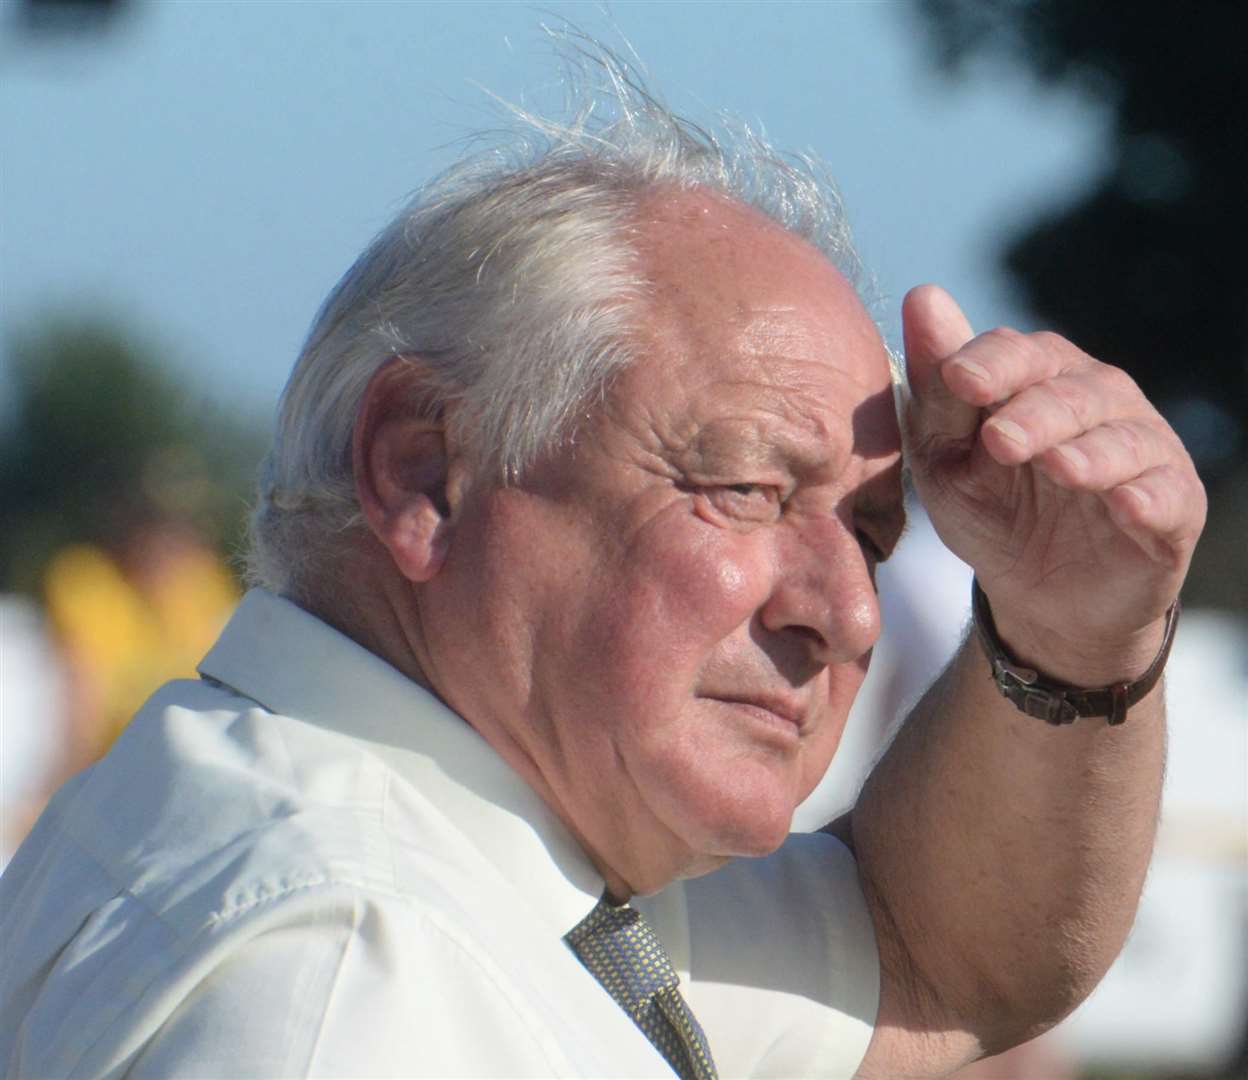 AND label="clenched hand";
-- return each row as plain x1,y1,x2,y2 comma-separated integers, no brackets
902,284,1205,685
